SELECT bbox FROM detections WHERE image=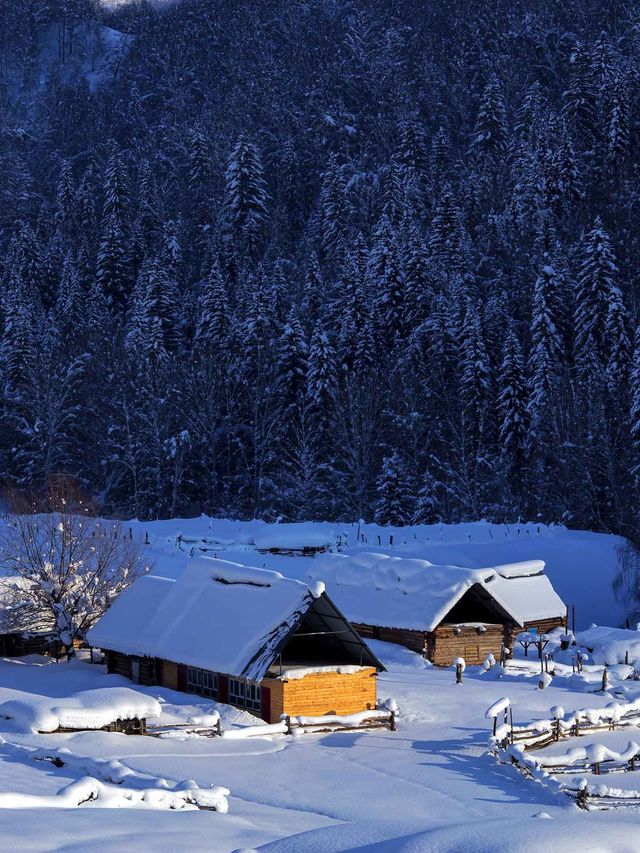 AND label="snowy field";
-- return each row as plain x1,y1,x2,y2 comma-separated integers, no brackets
0,518,635,851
